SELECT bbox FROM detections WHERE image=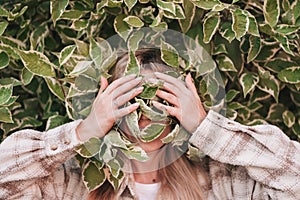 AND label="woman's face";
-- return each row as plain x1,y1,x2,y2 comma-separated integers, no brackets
119,69,172,152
